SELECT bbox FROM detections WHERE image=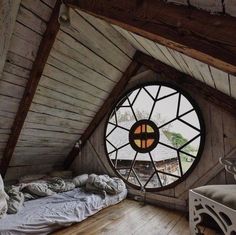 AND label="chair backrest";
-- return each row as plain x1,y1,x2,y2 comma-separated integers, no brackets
219,148,236,180
220,158,236,180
